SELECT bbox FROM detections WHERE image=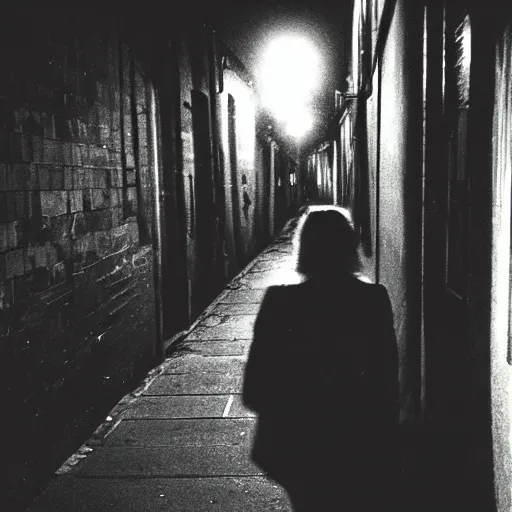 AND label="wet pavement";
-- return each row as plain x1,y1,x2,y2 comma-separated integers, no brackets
29,217,303,512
